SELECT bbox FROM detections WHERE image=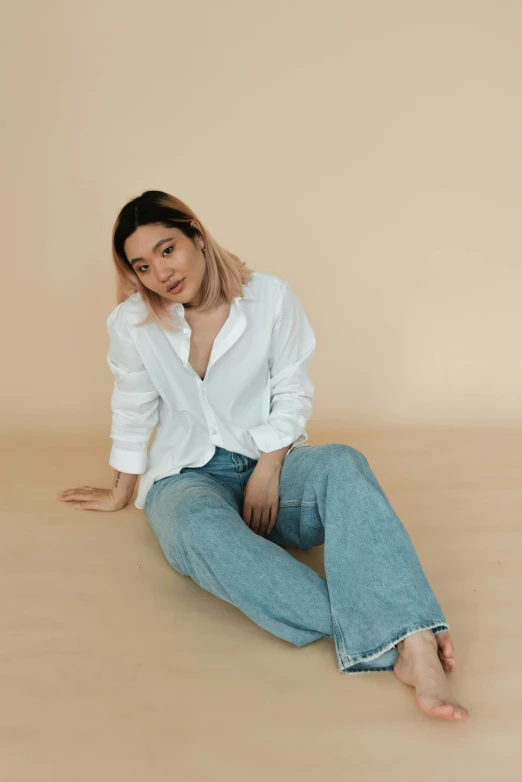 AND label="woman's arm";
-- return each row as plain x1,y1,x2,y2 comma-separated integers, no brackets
57,308,159,513
58,469,139,511
242,282,316,536
257,444,292,468
106,306,160,475
111,469,139,505
247,280,316,454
